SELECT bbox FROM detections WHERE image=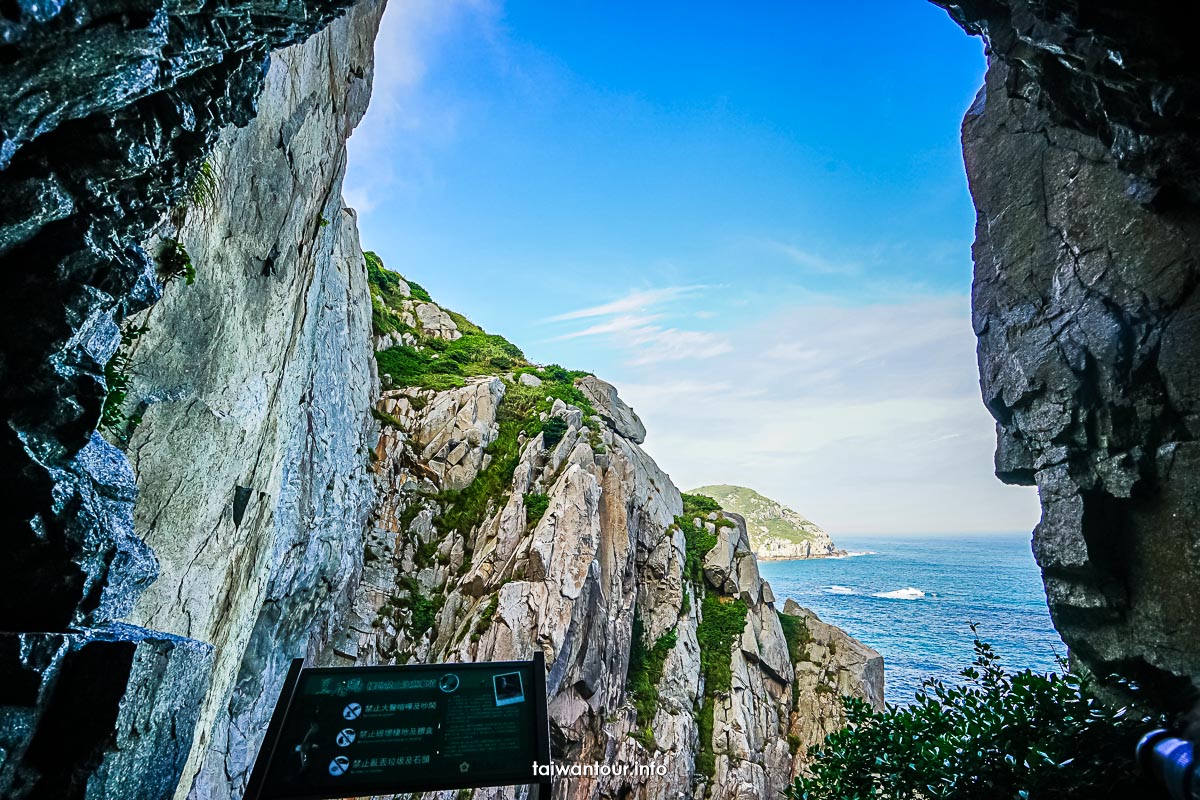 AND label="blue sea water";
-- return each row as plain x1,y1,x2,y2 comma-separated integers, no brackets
759,532,1065,704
